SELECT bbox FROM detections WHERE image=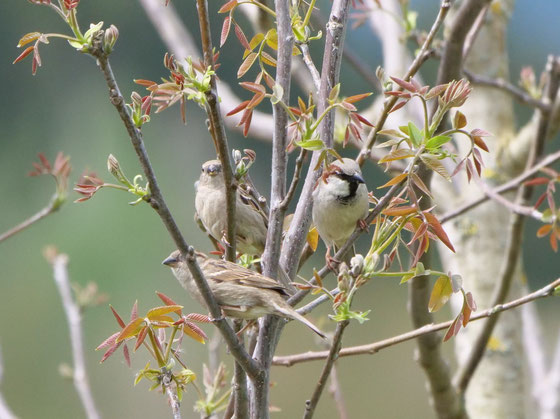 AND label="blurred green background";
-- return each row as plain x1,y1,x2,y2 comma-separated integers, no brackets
0,1,558,418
